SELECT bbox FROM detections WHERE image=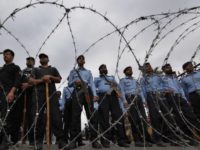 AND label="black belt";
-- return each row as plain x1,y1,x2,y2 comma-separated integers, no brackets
189,90,200,95
125,93,135,98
